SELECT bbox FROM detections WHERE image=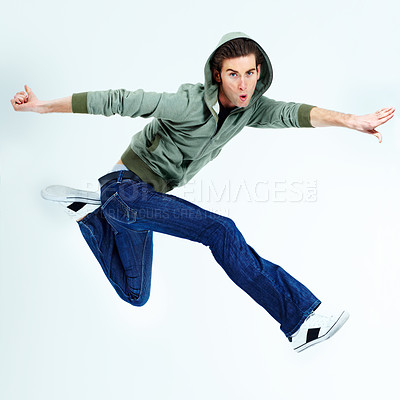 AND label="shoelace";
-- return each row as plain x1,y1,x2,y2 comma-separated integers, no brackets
305,311,315,321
